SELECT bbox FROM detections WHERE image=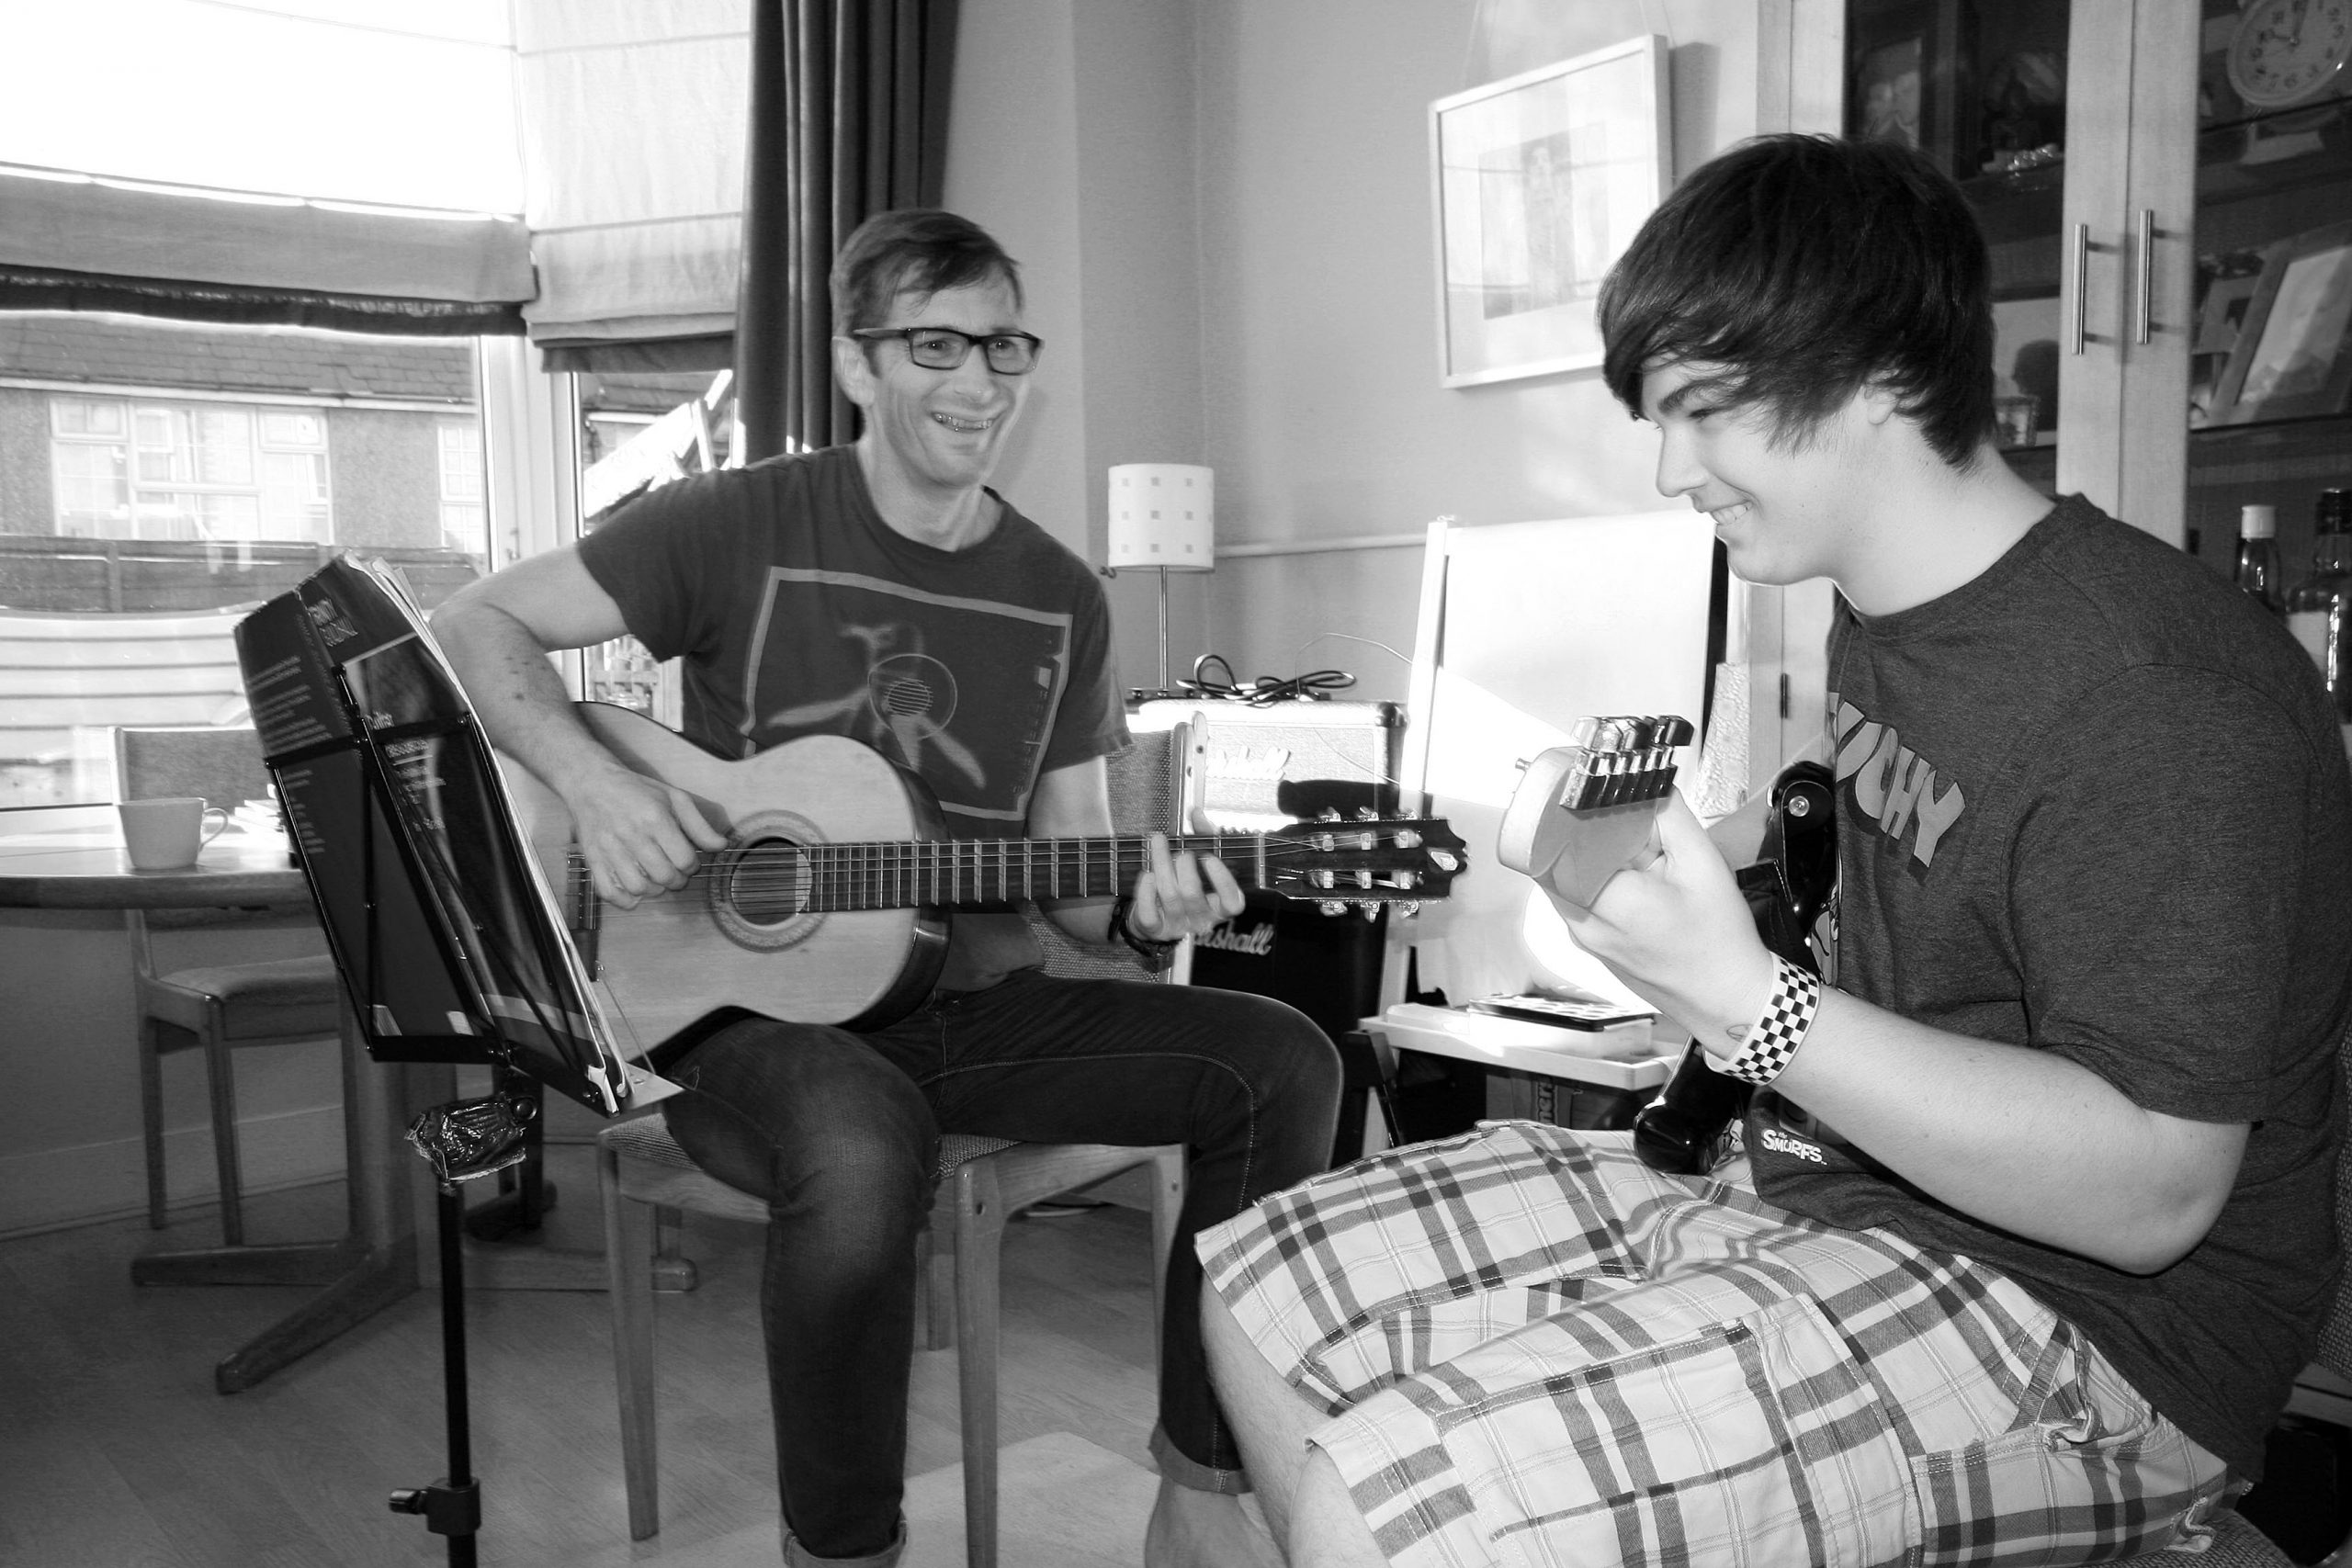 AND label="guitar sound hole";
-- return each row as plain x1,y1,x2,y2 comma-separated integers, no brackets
720,839,808,926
